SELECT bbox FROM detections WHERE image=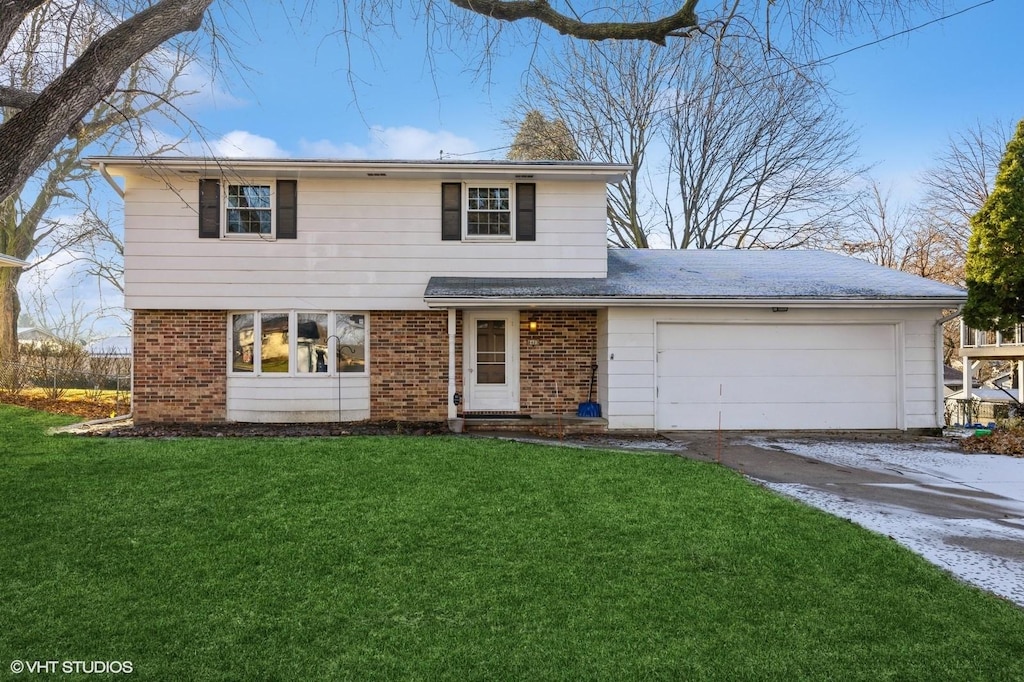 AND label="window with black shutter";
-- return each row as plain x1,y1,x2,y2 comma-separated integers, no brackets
198,178,298,239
